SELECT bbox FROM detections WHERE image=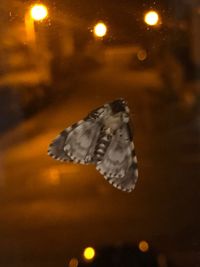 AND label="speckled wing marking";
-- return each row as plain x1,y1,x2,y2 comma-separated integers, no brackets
63,119,102,164
48,105,105,164
48,120,102,164
48,130,72,162
96,124,138,192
